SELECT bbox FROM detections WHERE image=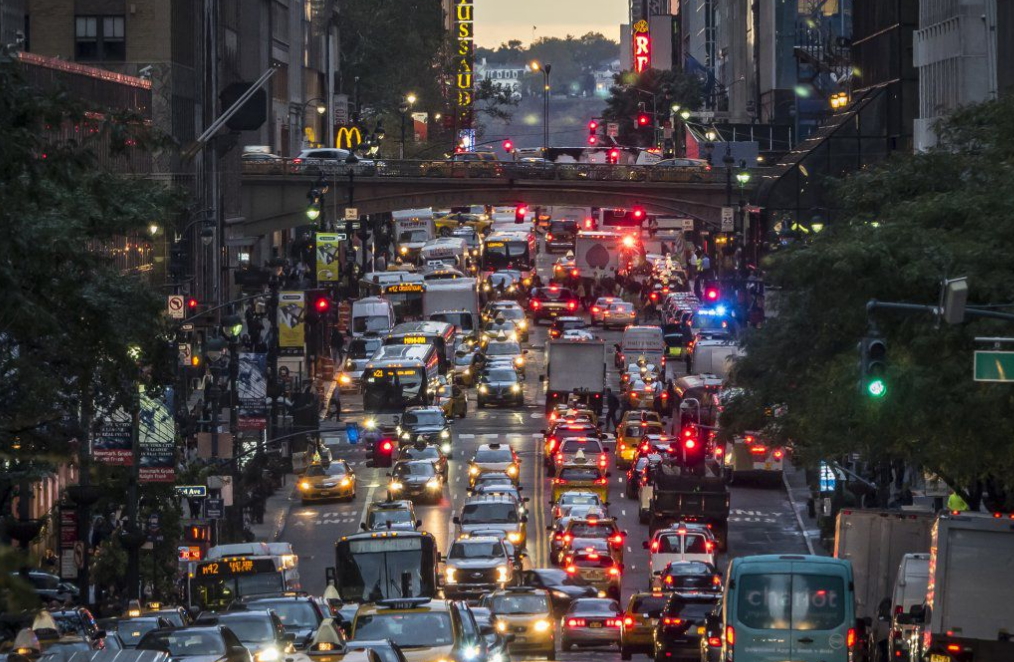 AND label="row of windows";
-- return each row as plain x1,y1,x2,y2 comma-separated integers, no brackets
75,15,125,62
